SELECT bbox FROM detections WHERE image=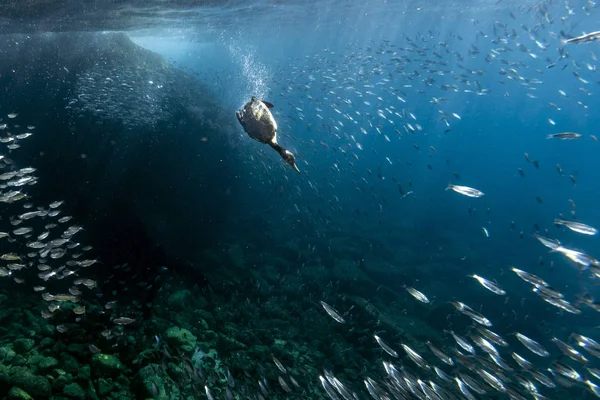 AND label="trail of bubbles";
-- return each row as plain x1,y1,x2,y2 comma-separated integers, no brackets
223,31,271,106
